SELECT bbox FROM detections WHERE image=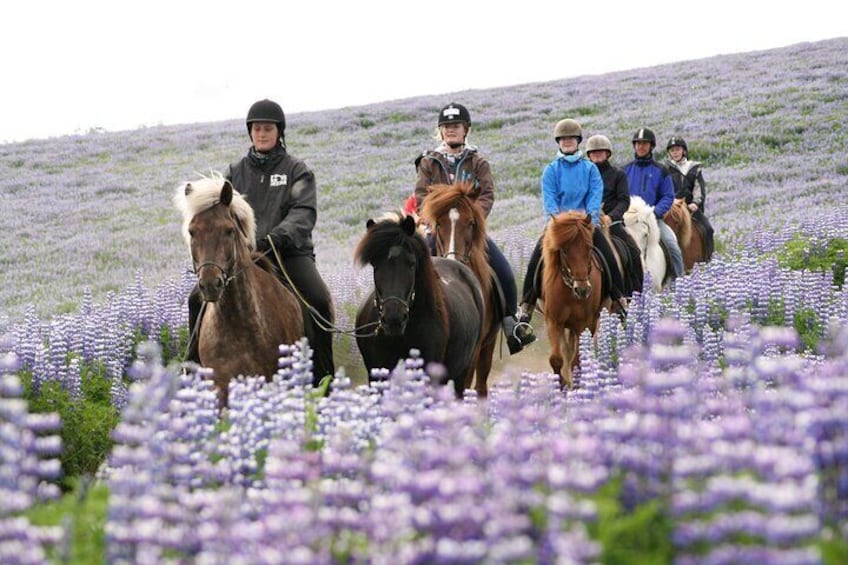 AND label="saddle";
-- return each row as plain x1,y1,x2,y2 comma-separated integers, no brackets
609,235,642,296
489,269,508,321
657,240,675,283
691,214,714,261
